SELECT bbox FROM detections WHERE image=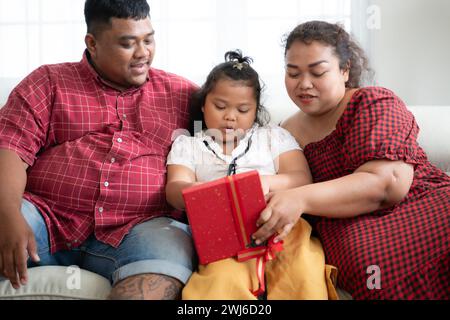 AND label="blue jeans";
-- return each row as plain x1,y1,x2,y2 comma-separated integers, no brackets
15,199,197,286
